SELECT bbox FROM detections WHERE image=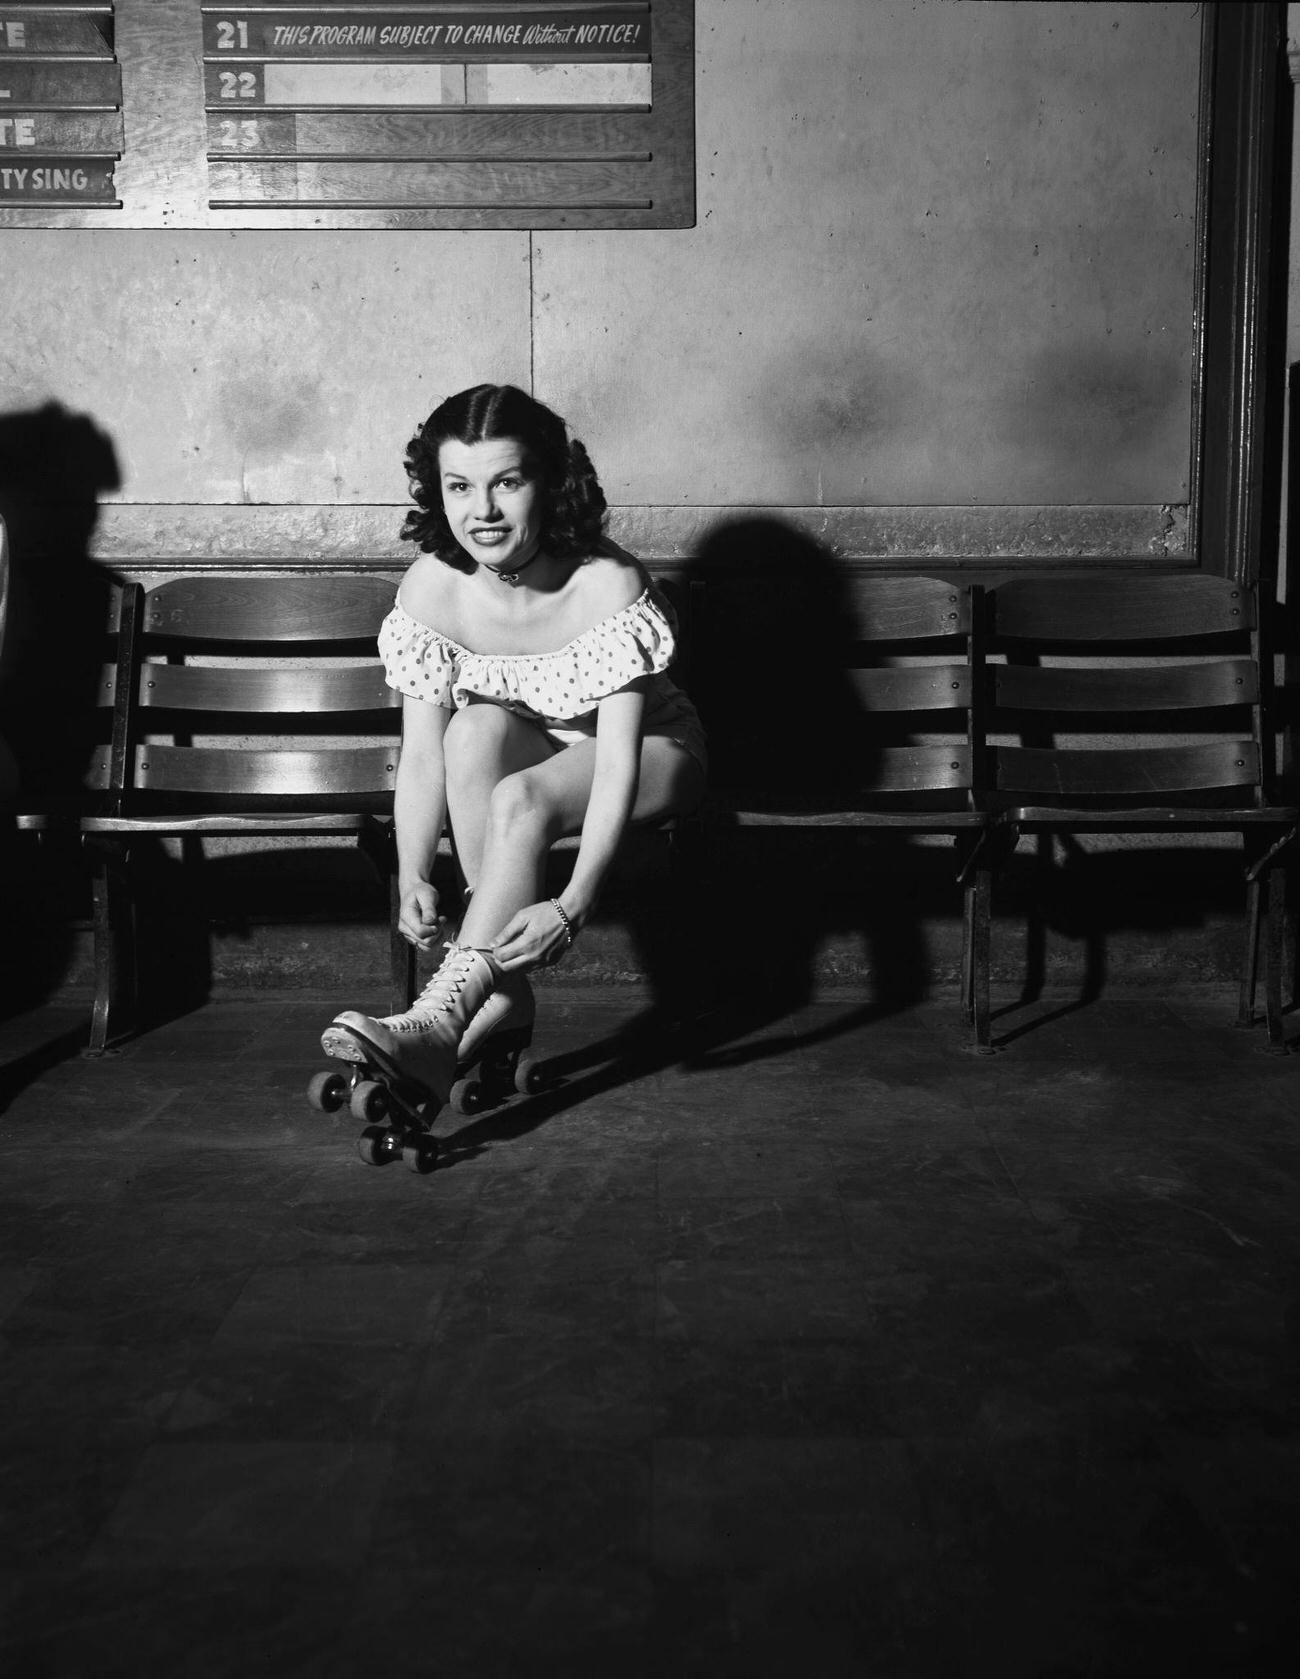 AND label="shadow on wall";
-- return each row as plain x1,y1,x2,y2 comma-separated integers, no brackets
0,404,167,1033
0,402,120,794
672,516,932,1058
